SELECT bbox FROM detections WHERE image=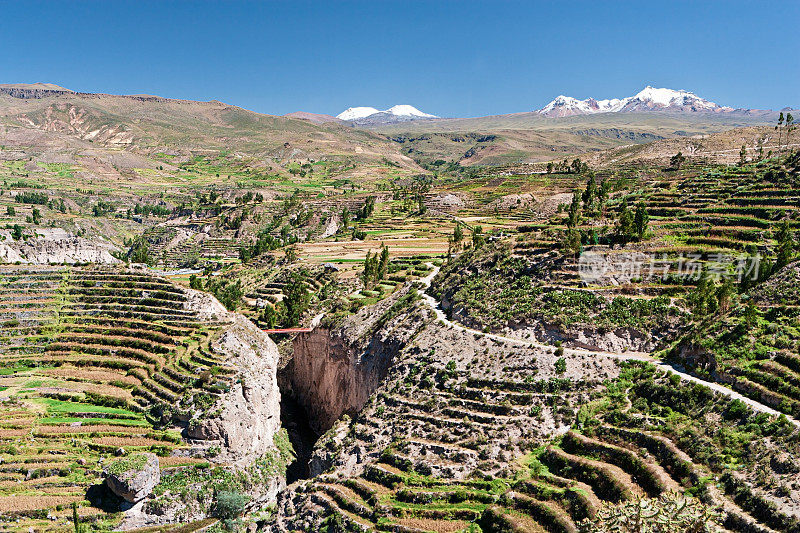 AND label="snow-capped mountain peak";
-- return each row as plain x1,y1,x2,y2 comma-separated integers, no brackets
536,86,730,117
632,86,691,106
336,104,438,124
337,106,381,121
386,104,437,118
